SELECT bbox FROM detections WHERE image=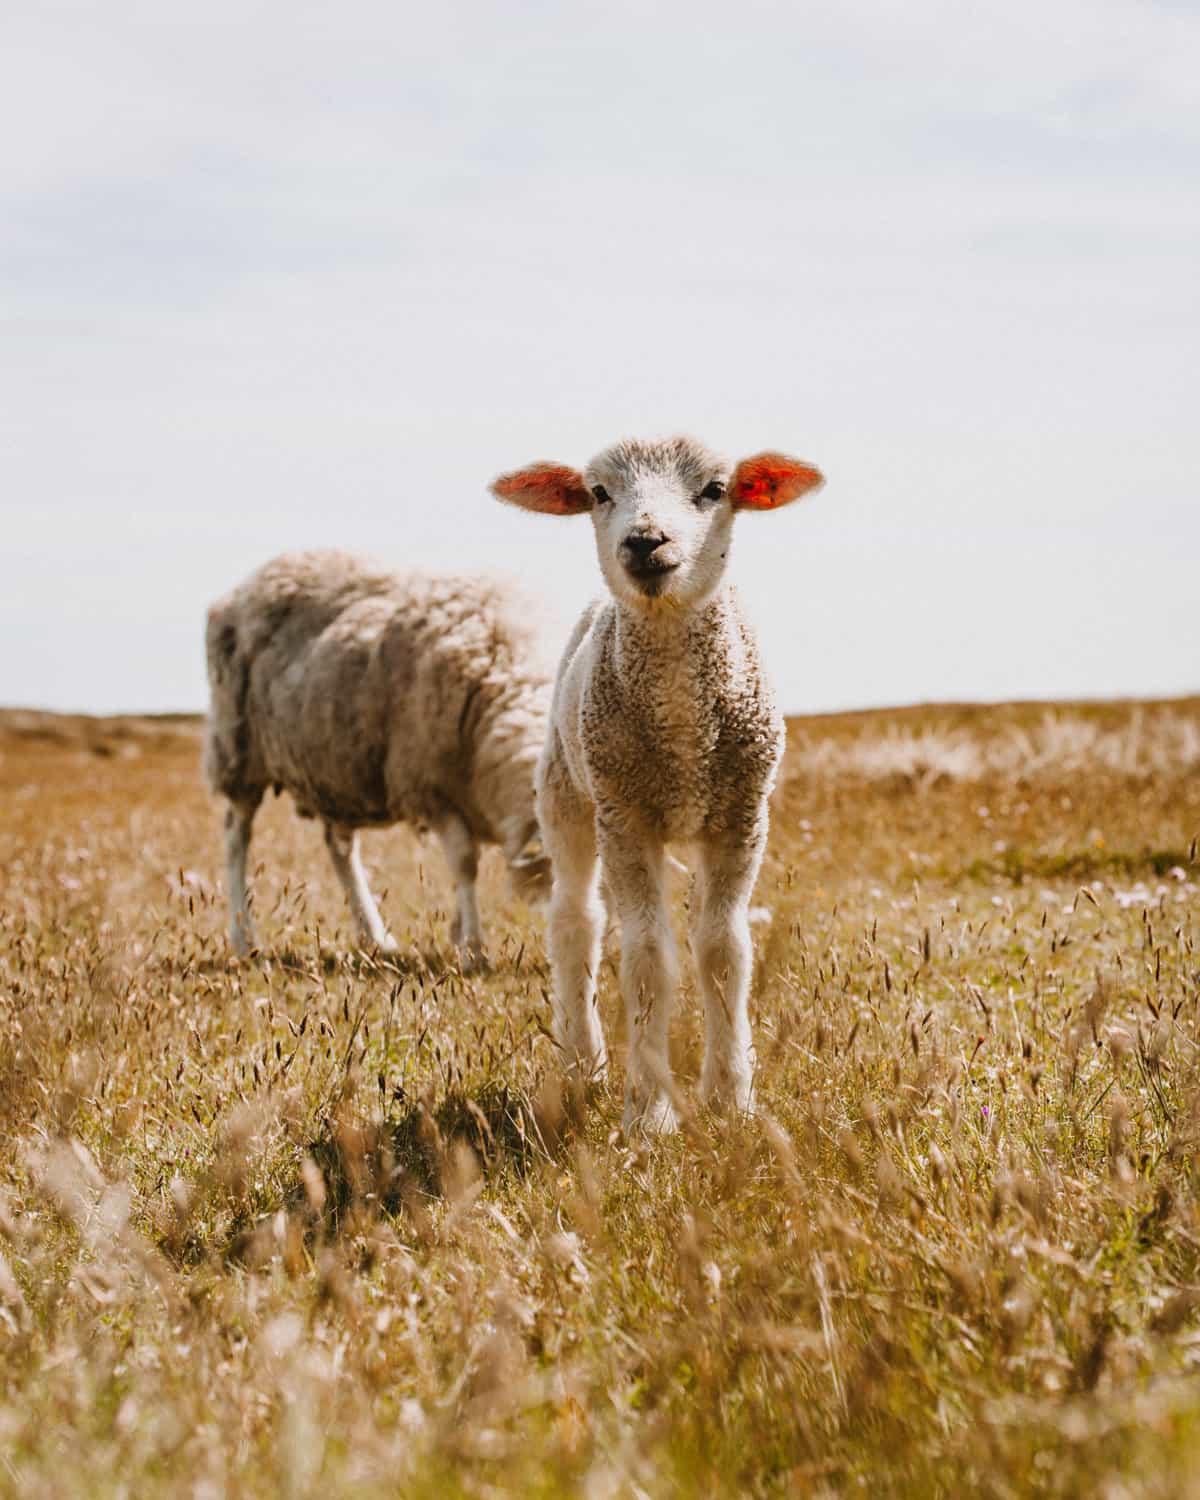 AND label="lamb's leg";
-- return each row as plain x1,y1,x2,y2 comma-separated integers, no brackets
601,829,678,1133
224,796,261,957
436,811,486,972
541,777,607,1080
691,836,765,1114
323,823,397,951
